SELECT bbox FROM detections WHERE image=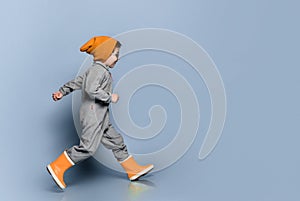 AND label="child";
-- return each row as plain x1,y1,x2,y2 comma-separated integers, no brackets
47,36,154,190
